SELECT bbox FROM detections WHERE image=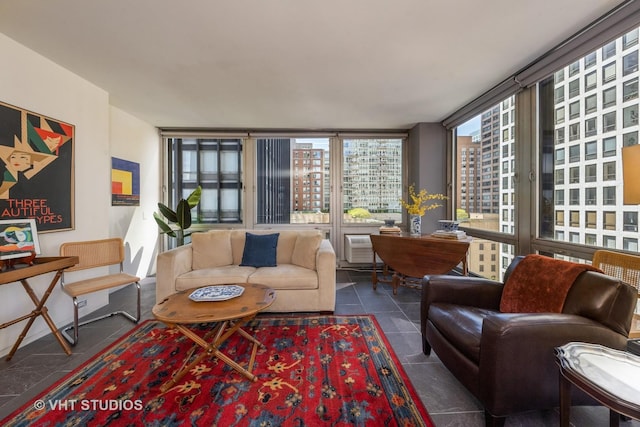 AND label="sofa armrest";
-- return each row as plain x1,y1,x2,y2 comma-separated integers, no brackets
422,275,504,307
421,275,503,343
478,313,629,415
316,239,337,311
156,244,193,303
